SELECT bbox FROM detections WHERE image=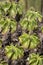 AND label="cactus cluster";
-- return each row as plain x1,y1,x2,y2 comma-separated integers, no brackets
0,0,43,65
